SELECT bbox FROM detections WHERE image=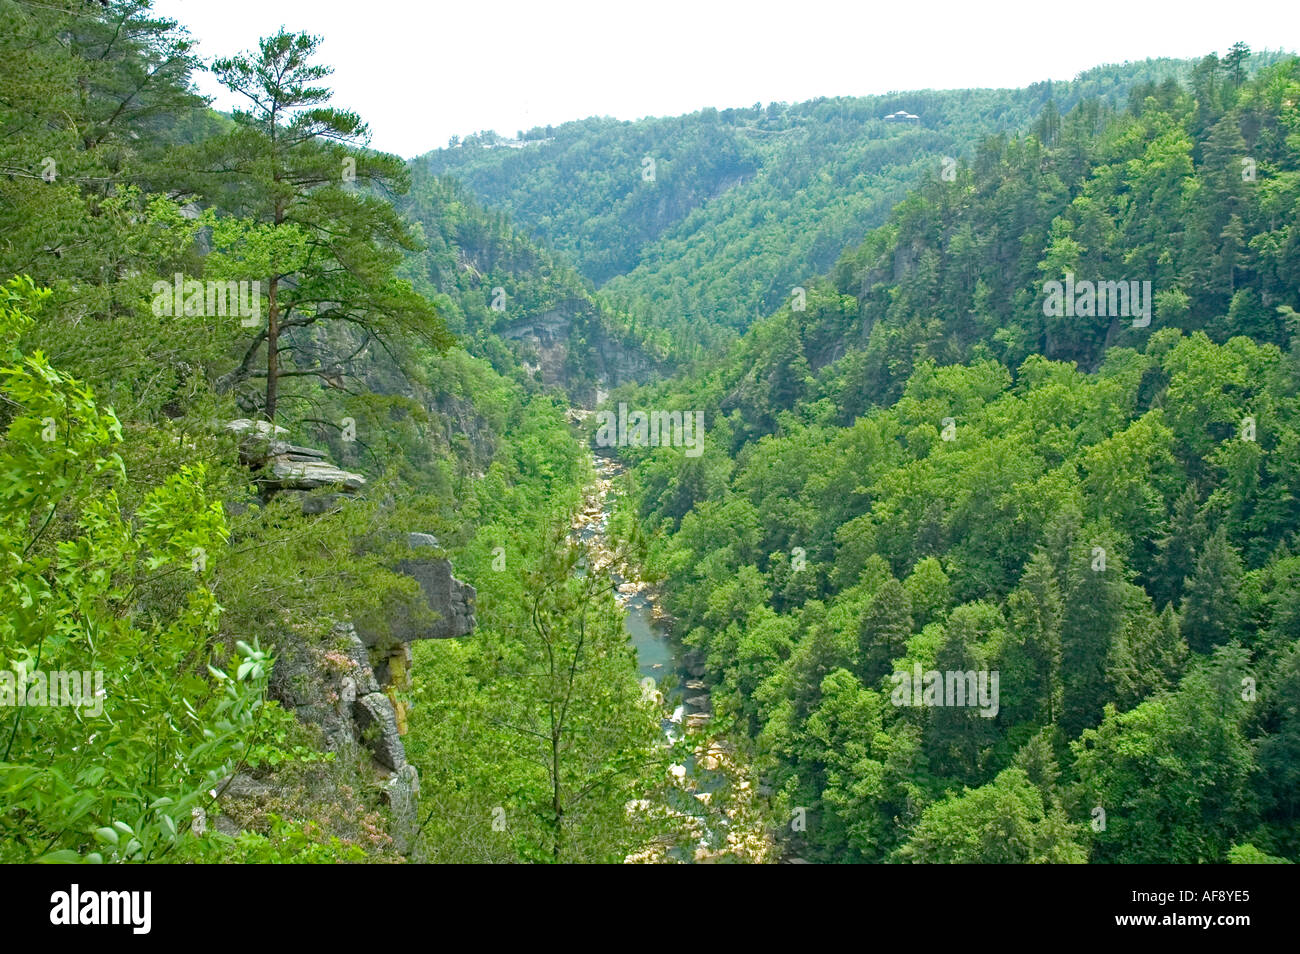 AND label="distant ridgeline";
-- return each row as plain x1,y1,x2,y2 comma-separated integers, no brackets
415,53,1289,360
